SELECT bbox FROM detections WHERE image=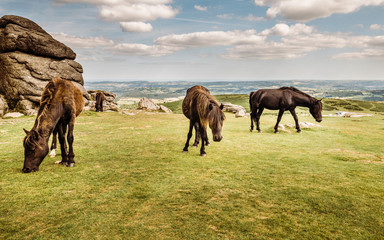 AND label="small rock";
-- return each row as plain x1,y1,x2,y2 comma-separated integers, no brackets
4,112,24,118
221,102,247,117
137,97,160,111
159,105,172,113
